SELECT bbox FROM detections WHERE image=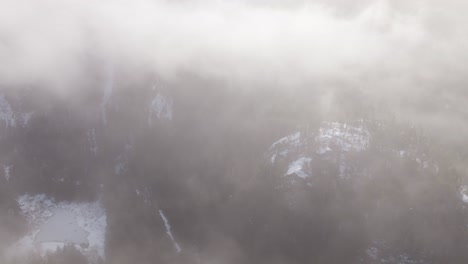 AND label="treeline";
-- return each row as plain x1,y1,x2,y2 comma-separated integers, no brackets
1,73,468,263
